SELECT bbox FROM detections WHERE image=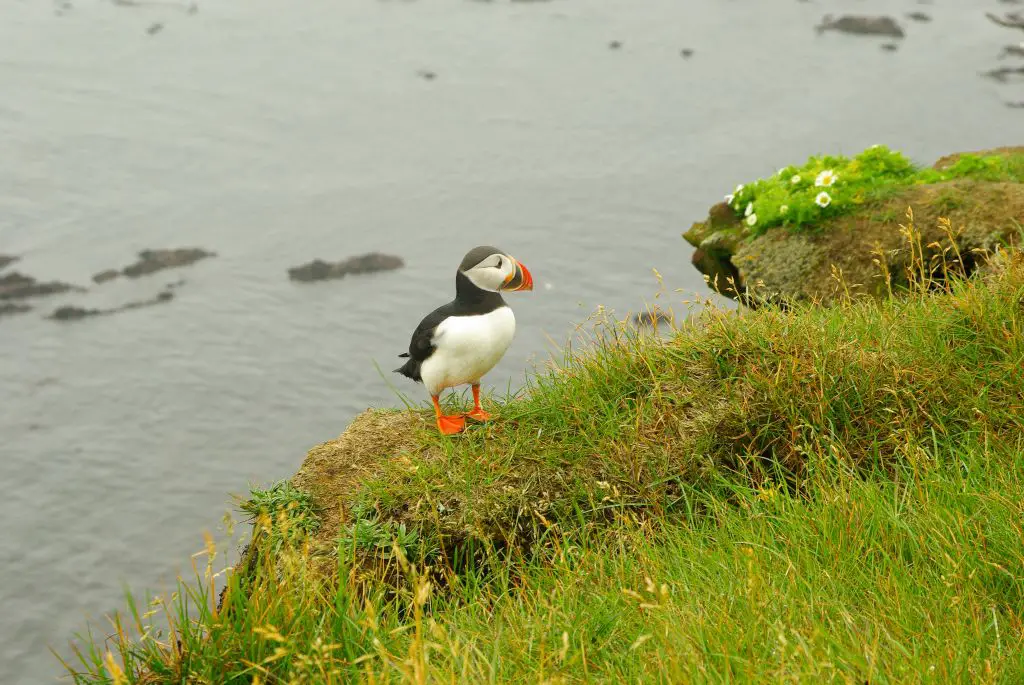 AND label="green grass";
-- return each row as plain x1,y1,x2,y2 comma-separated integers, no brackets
725,146,1024,235
60,240,1024,684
